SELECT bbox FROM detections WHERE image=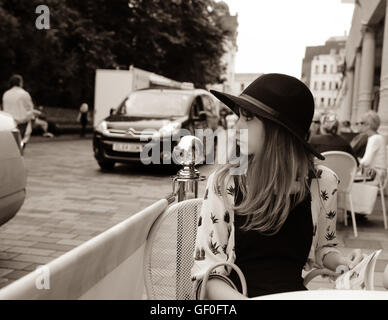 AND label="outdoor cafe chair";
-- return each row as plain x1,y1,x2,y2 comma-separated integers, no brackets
379,166,388,230
357,160,388,230
321,151,358,237
143,198,202,300
142,197,364,300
